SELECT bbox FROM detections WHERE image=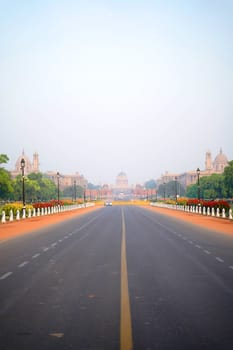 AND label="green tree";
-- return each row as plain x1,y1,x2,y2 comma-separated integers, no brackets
0,169,13,199
145,179,156,189
158,180,185,198
11,173,57,202
224,160,233,197
0,154,13,199
186,173,227,199
27,173,57,201
185,184,197,198
62,185,83,199
0,154,9,165
200,174,226,199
